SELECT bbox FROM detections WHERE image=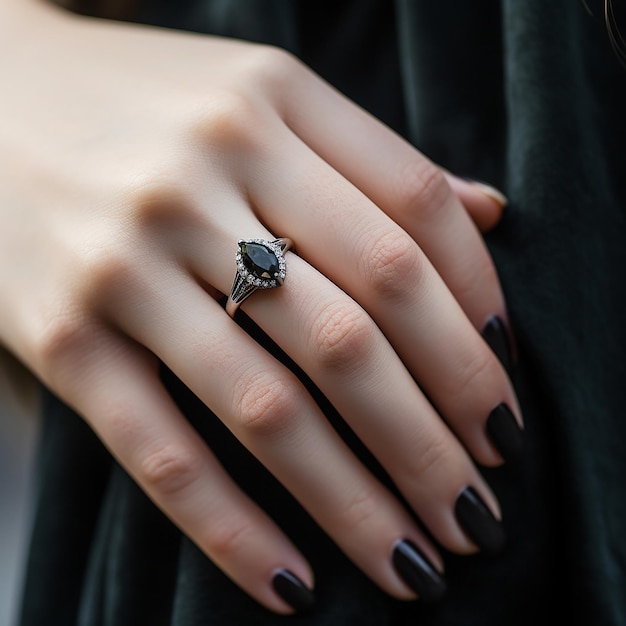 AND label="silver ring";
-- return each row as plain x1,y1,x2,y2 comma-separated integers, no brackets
226,237,293,317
